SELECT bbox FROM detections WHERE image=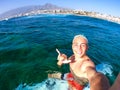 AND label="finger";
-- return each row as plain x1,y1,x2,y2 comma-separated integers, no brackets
56,48,60,55
62,60,71,64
